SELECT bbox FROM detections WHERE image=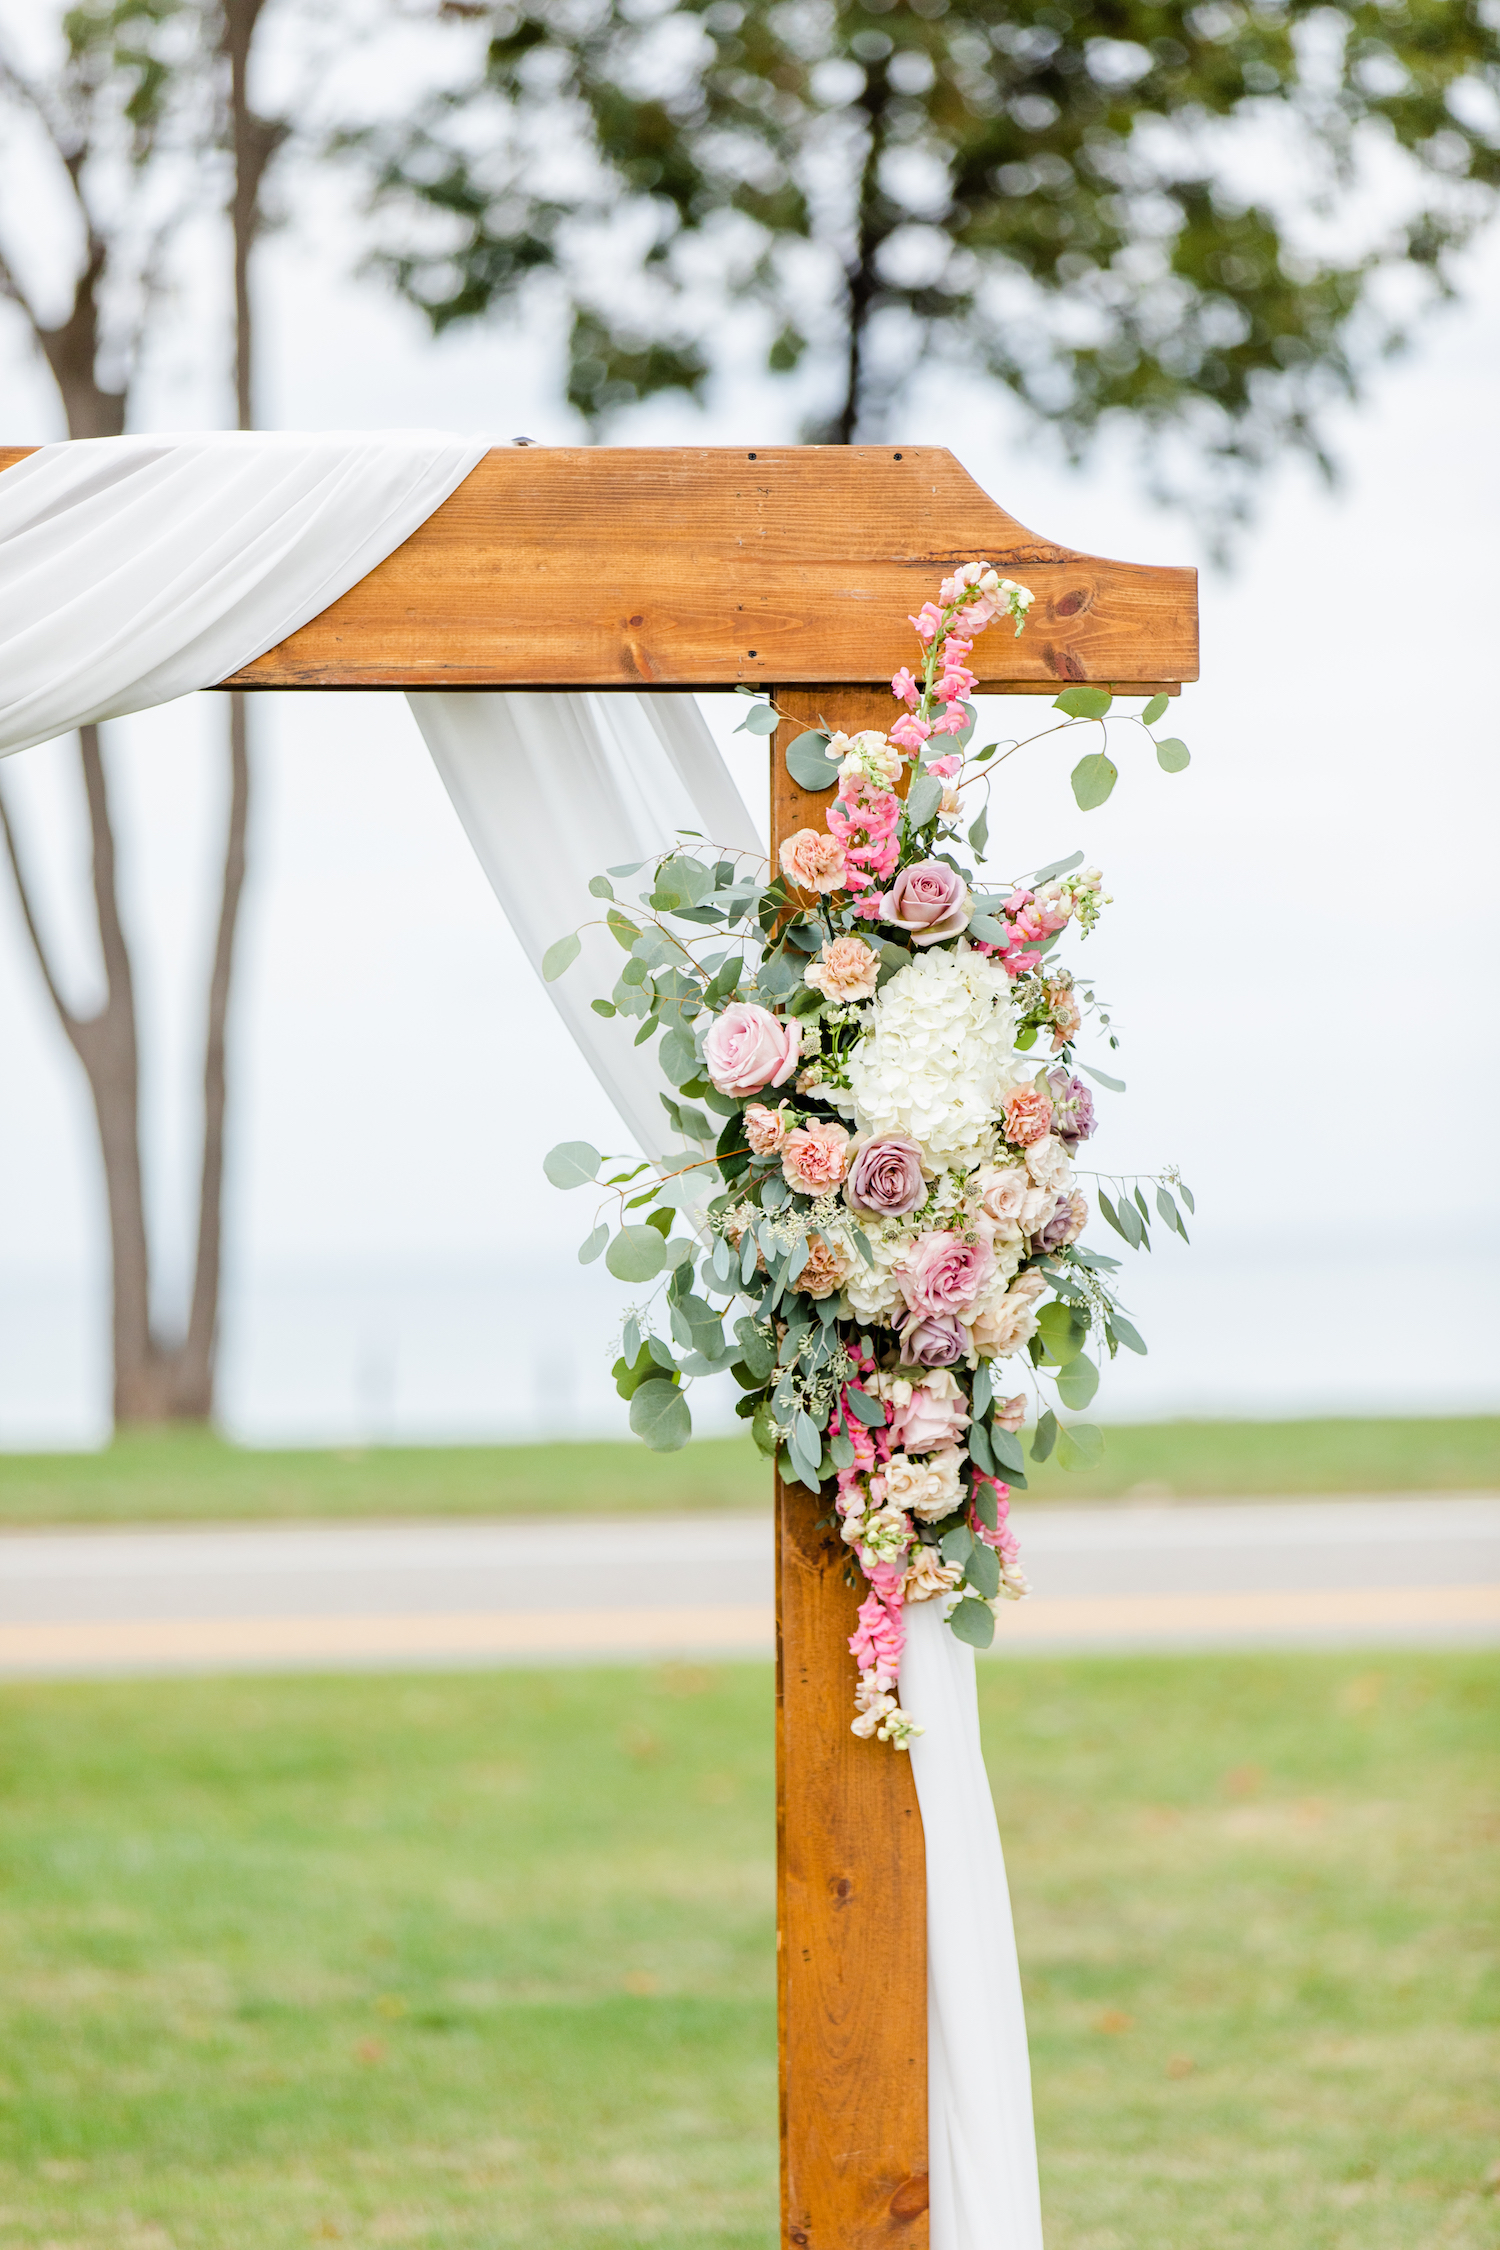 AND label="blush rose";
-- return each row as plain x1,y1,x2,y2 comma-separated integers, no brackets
882,859,972,944
897,1229,997,1318
703,1003,800,1097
